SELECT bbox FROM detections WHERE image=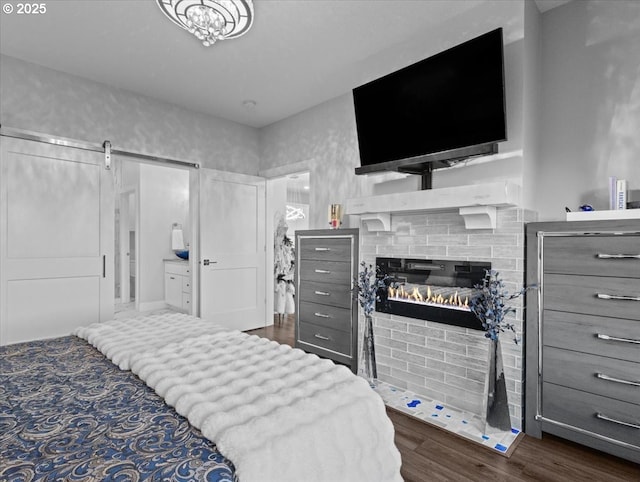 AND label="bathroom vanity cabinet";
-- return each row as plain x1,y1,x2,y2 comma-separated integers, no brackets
164,260,191,312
